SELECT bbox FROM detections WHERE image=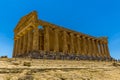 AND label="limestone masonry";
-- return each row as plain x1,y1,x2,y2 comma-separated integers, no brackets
13,11,111,60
